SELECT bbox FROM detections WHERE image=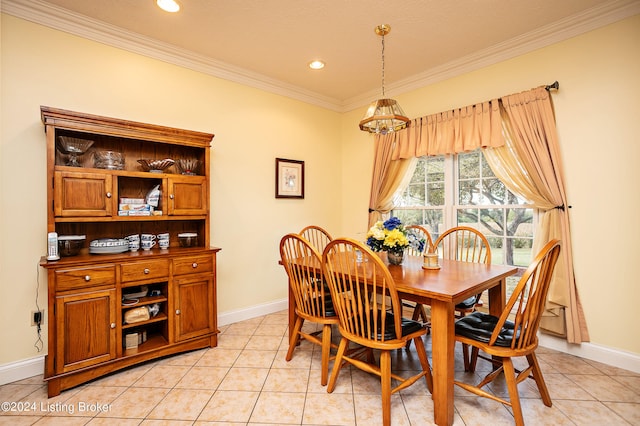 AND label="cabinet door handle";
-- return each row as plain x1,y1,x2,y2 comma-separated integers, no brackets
84,275,91,281
110,323,116,329
175,309,181,315
106,192,112,198
192,263,198,268
144,268,150,274
169,194,175,199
